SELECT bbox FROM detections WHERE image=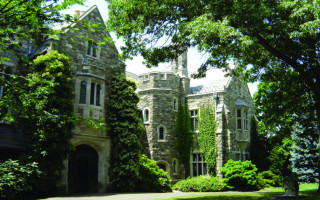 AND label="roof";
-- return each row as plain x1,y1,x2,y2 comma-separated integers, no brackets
189,68,231,95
